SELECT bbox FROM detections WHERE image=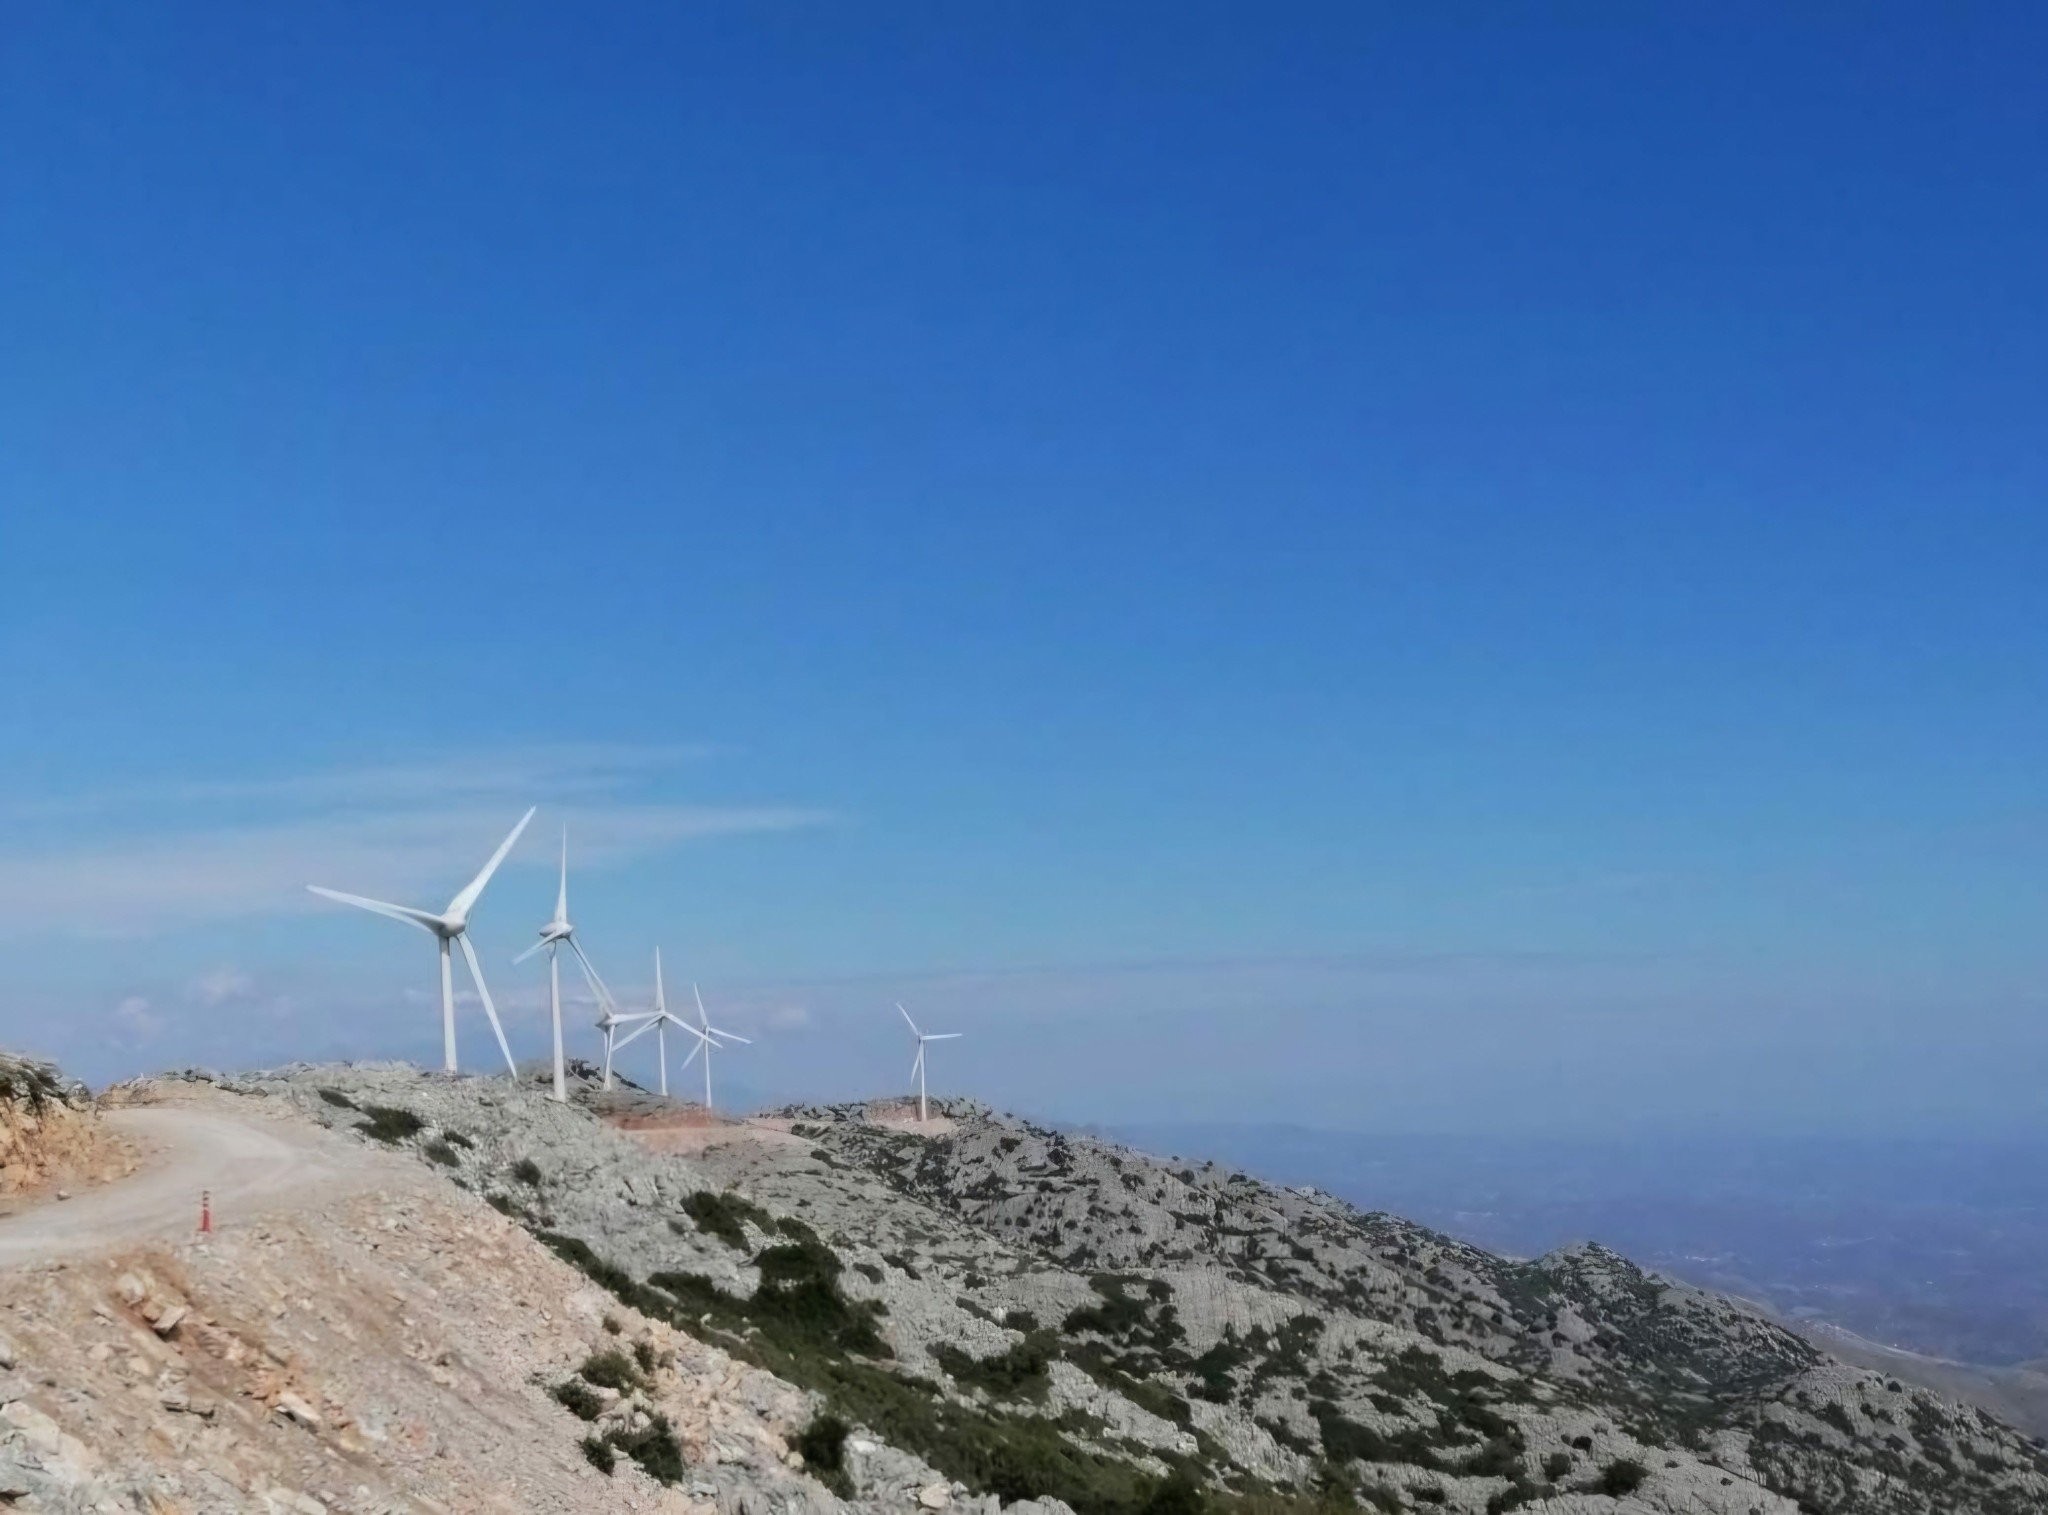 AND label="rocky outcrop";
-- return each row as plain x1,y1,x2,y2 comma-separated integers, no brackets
0,1051,114,1199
